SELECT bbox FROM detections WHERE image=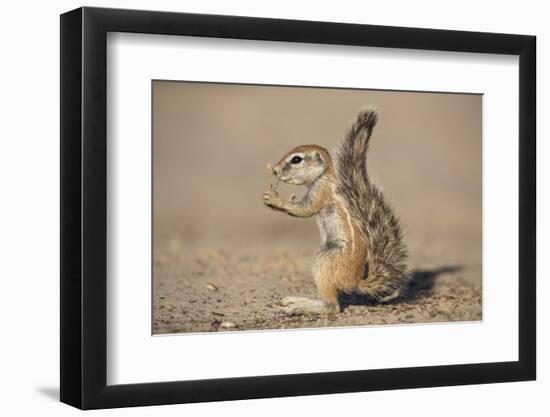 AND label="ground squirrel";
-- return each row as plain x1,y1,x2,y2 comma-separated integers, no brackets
263,108,409,314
